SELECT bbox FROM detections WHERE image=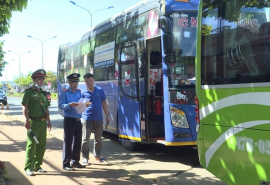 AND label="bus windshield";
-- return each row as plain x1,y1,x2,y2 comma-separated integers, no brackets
168,11,197,88
201,1,270,85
